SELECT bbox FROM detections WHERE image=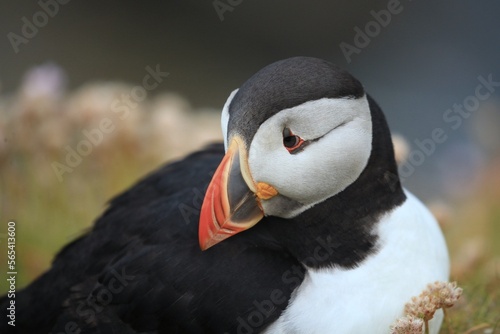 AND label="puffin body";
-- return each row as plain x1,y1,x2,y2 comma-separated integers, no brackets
264,191,448,334
1,57,449,333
